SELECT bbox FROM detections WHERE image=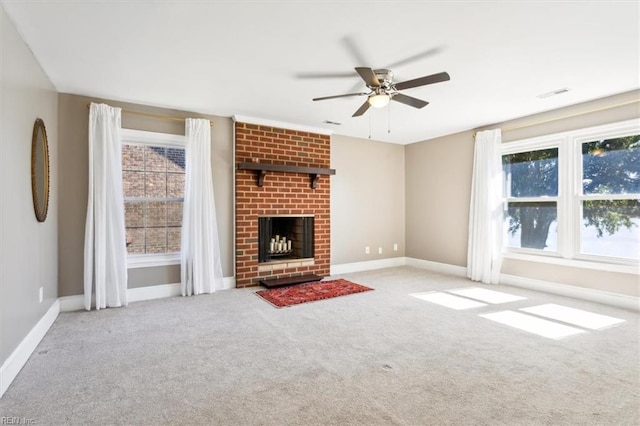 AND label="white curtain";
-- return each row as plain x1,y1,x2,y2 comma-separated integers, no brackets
467,129,504,284
181,118,224,296
84,103,128,310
